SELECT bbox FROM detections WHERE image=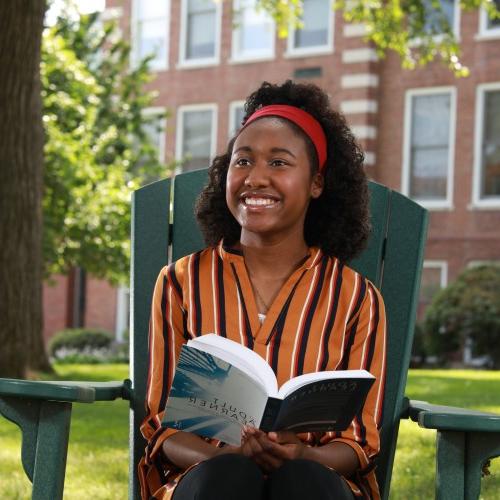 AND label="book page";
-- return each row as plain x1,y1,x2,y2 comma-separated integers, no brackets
277,369,374,399
189,334,278,396
163,345,269,445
